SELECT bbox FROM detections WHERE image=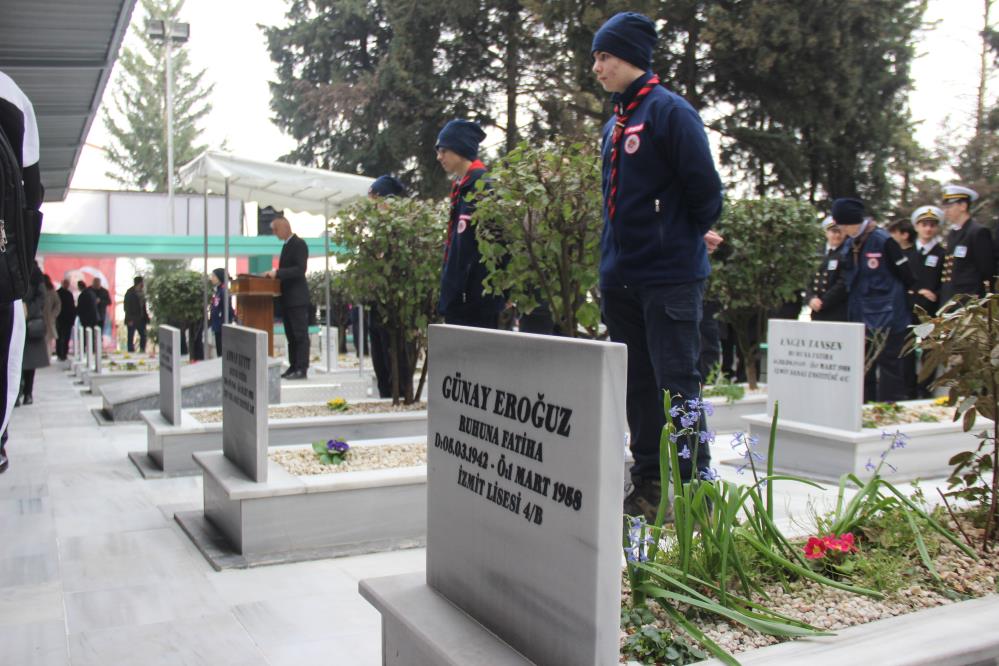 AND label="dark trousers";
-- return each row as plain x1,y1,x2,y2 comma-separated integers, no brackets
519,303,555,335
698,300,722,380
864,329,908,402
284,305,310,371
602,282,710,482
126,321,147,353
56,321,73,360
20,369,35,398
369,322,415,399
213,329,223,356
